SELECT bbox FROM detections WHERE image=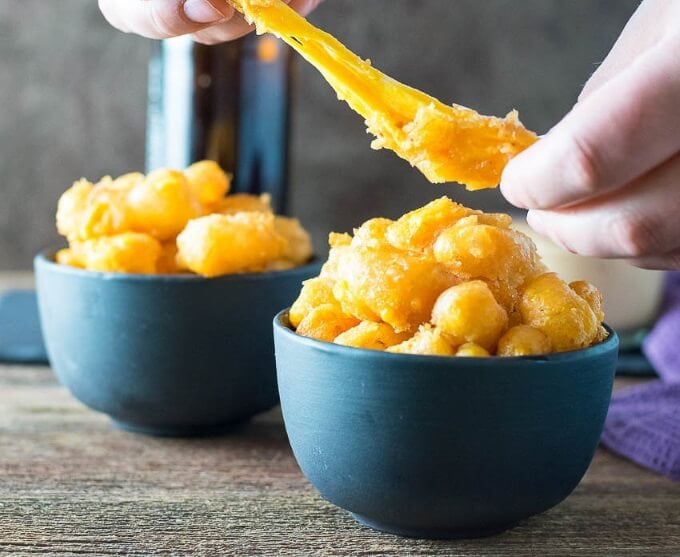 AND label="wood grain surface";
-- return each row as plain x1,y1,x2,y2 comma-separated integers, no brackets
1,364,678,556
2,273,679,556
